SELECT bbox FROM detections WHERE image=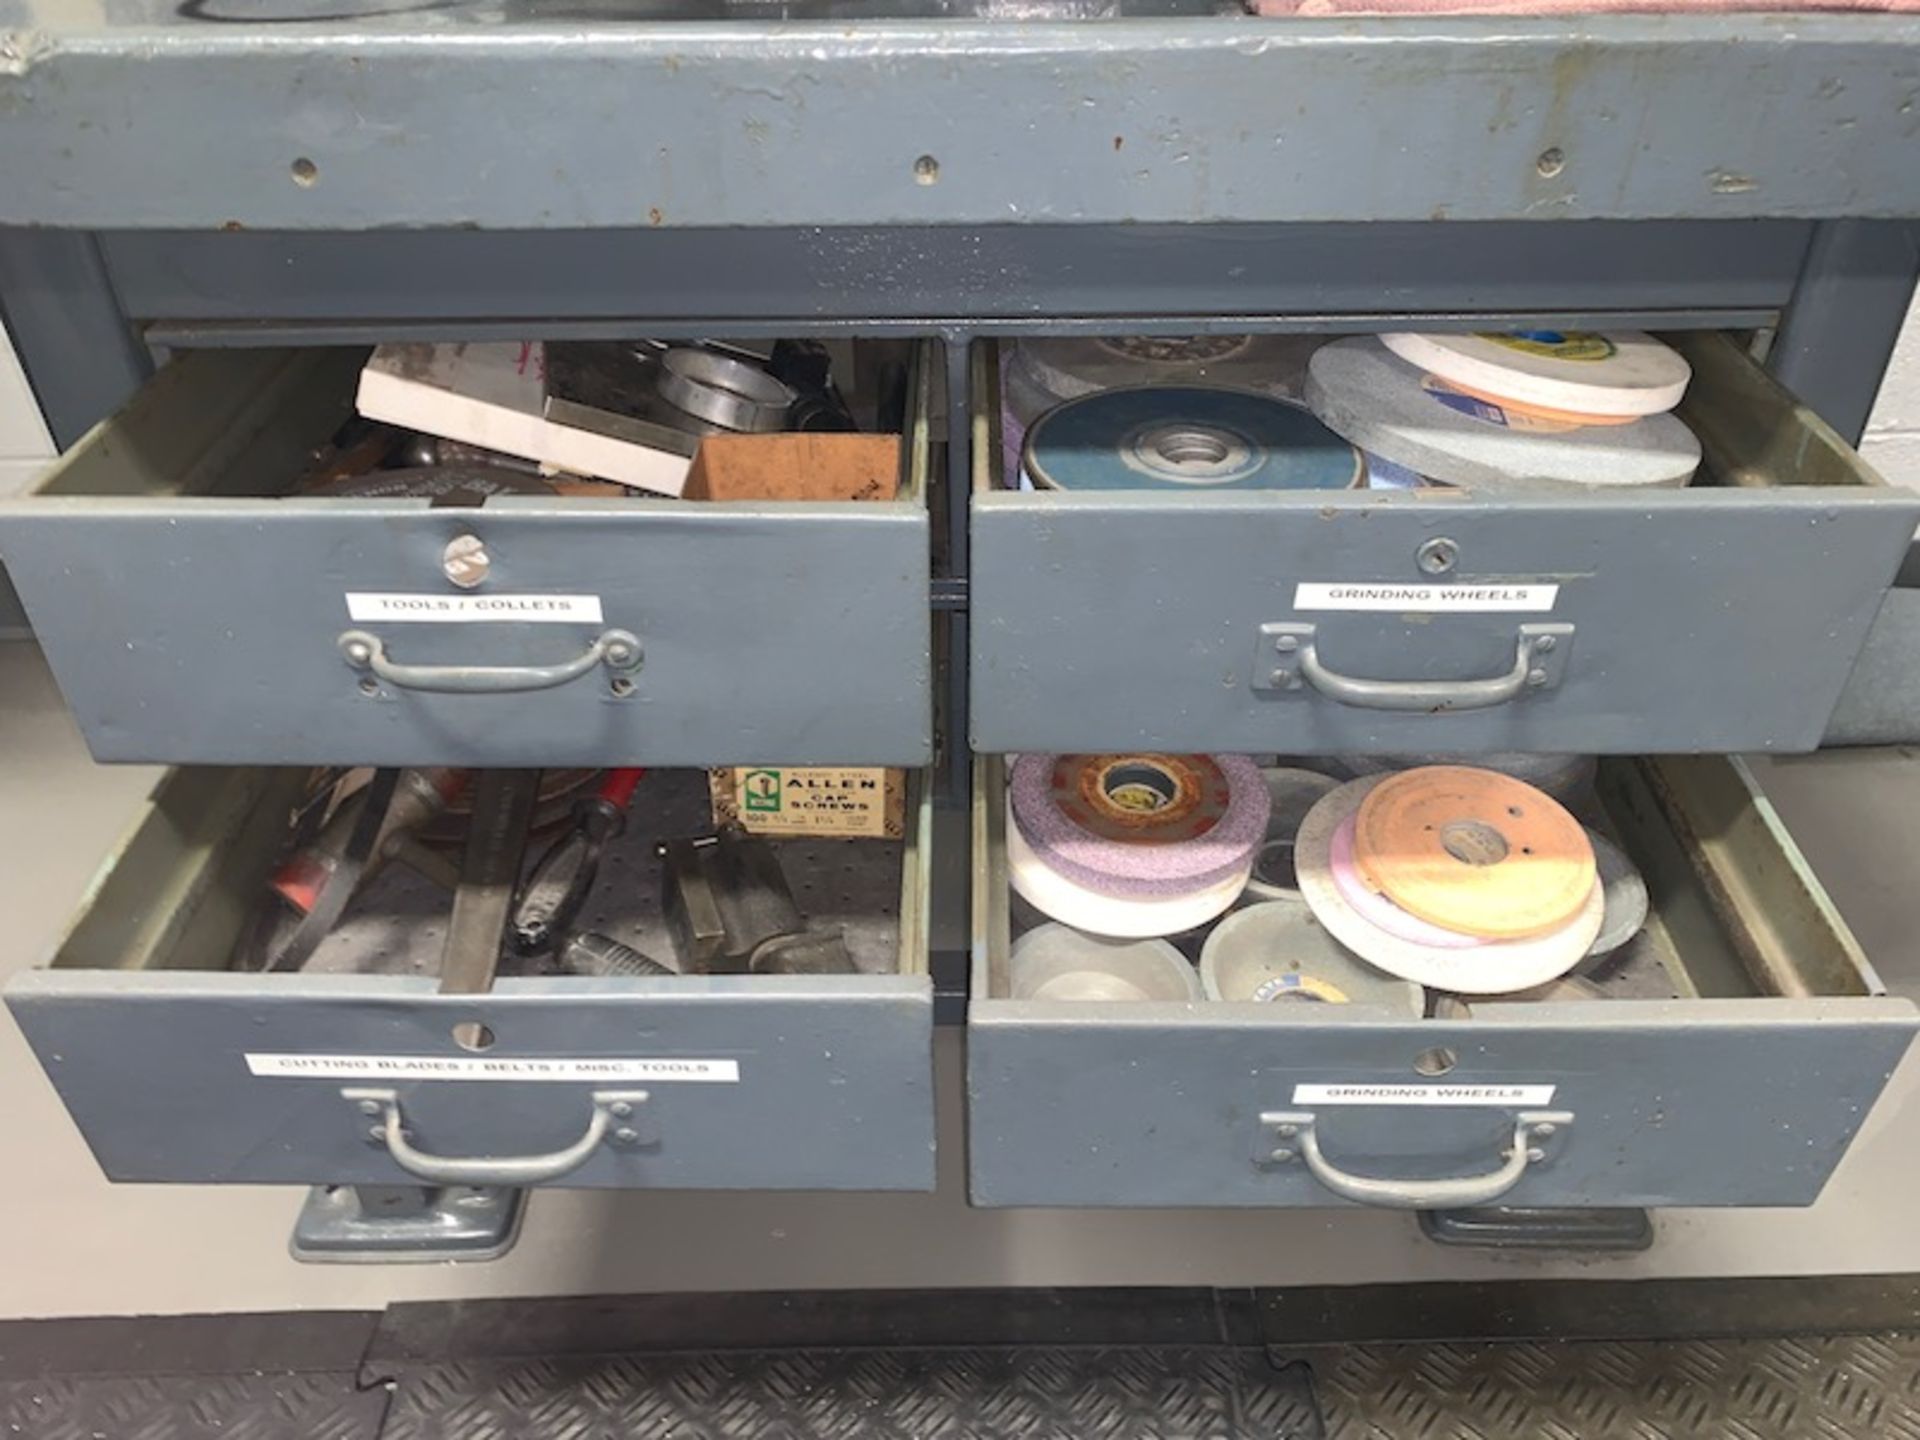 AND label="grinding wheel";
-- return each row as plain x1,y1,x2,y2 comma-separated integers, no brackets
1353,766,1595,940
